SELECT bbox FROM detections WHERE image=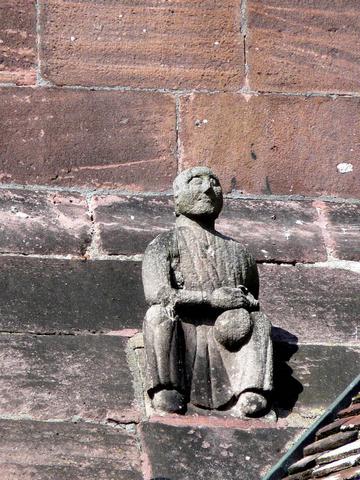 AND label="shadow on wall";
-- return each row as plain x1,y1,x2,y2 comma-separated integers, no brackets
272,327,303,414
